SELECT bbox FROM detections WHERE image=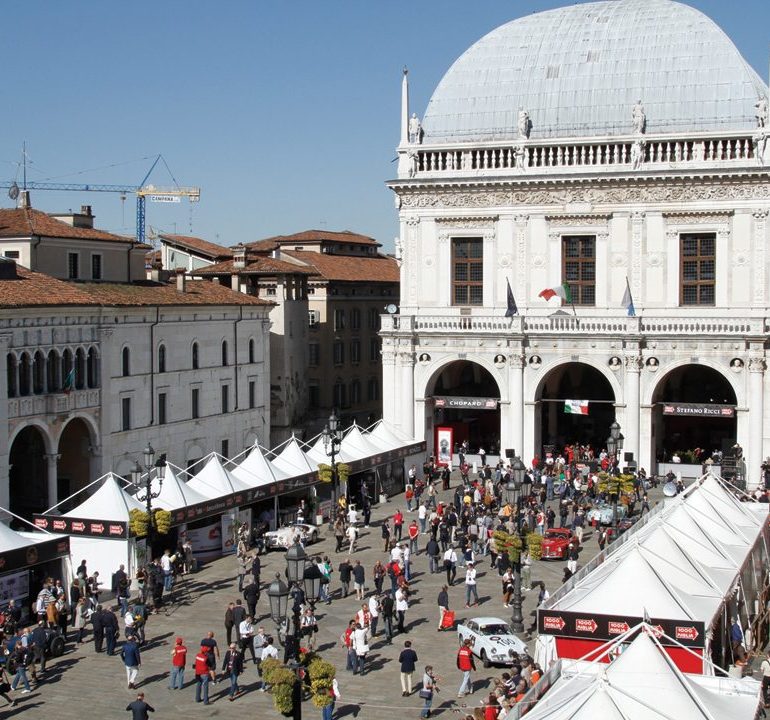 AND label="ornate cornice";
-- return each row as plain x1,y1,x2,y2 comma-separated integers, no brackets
662,210,734,225
544,213,613,226
435,215,499,228
398,178,770,209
